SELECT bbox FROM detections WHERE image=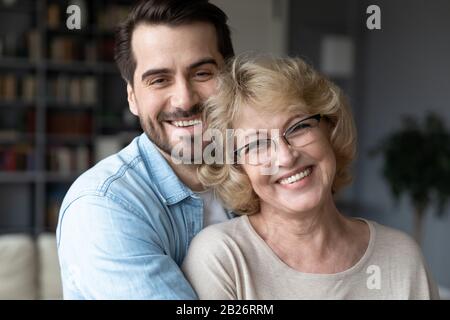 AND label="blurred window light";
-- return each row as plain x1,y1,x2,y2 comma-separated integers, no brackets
320,35,354,78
